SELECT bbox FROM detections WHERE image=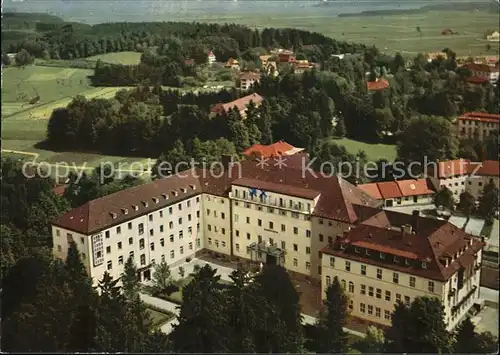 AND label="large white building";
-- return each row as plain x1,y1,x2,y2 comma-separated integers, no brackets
51,158,485,330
